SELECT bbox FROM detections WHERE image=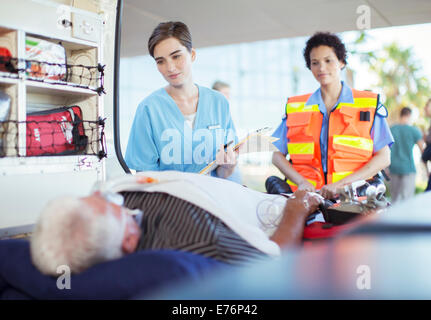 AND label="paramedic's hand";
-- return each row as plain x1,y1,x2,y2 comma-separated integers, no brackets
297,180,316,192
215,144,237,178
287,190,324,218
319,182,341,199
